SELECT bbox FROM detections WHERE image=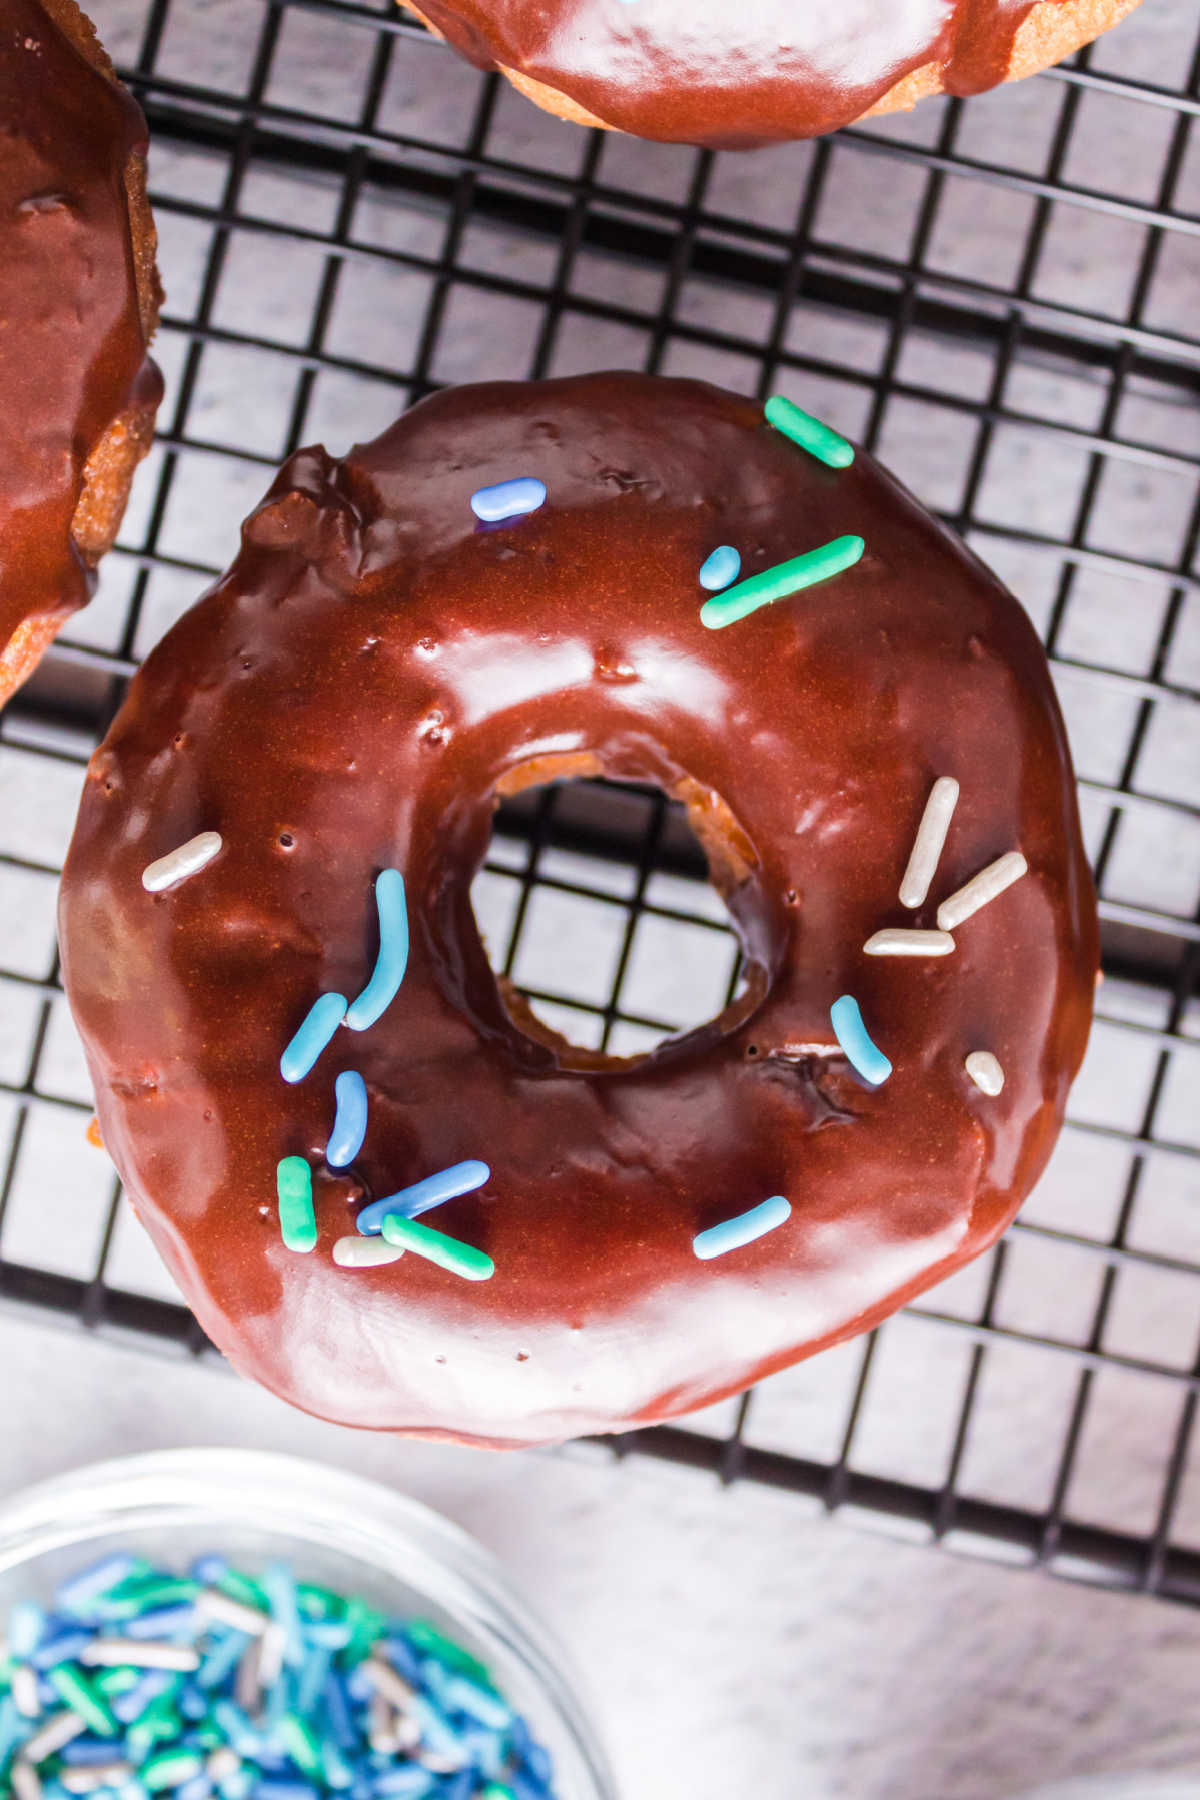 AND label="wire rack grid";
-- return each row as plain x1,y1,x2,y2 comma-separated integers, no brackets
1,0,1199,1605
